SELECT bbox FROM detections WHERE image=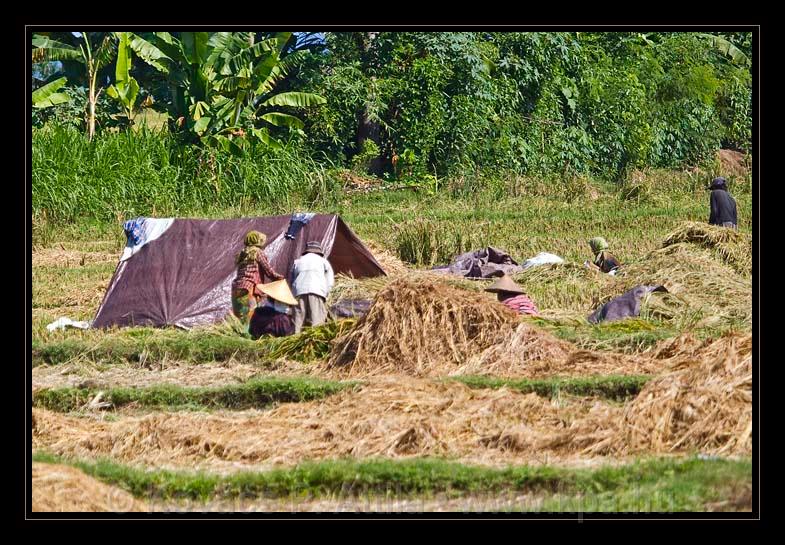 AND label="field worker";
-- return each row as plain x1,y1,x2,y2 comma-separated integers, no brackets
248,280,297,339
291,241,335,333
231,230,284,324
484,274,539,317
586,237,621,275
707,177,738,229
